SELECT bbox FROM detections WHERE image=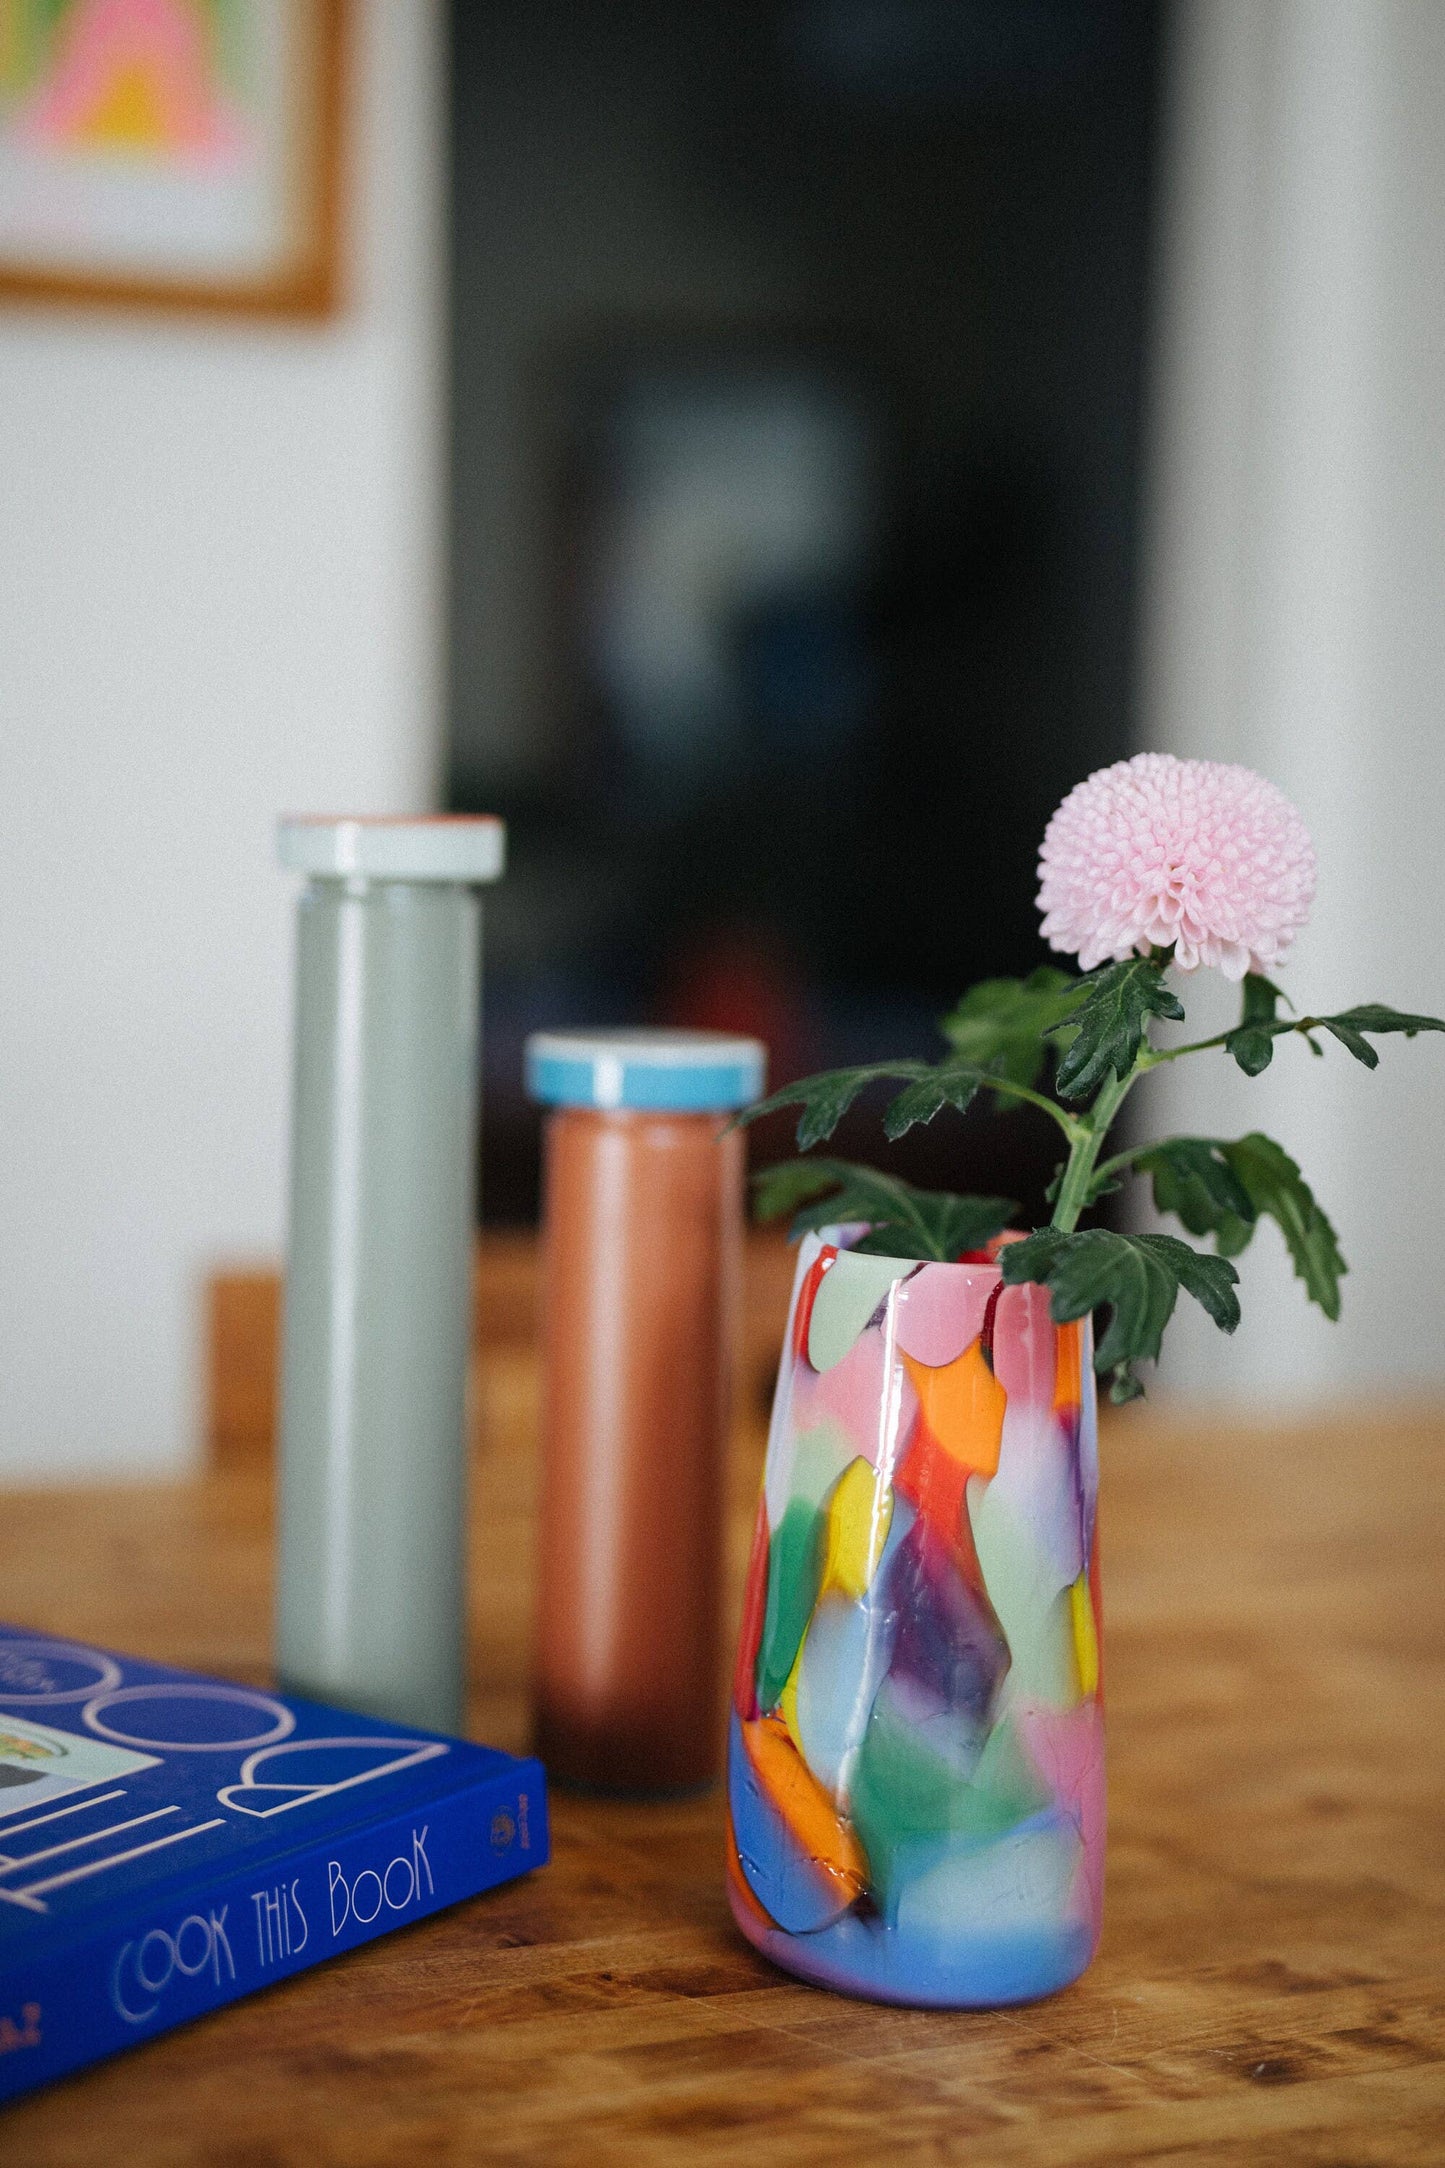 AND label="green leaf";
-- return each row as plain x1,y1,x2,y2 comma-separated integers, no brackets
752,1158,1015,1264
1327,1003,1445,1037
1242,973,1284,1023
1052,957,1184,1102
1320,1020,1378,1067
940,968,1086,1092
734,1063,932,1150
1225,974,1284,1075
853,1193,1017,1263
1225,988,1445,1076
736,1053,1006,1152
882,1062,981,1140
1226,1027,1278,1075
750,1158,853,1224
1219,1132,1346,1320
1138,1130,1346,1316
1001,1226,1239,1402
1322,1004,1445,1063
1136,1137,1257,1250
1164,1238,1245,1333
